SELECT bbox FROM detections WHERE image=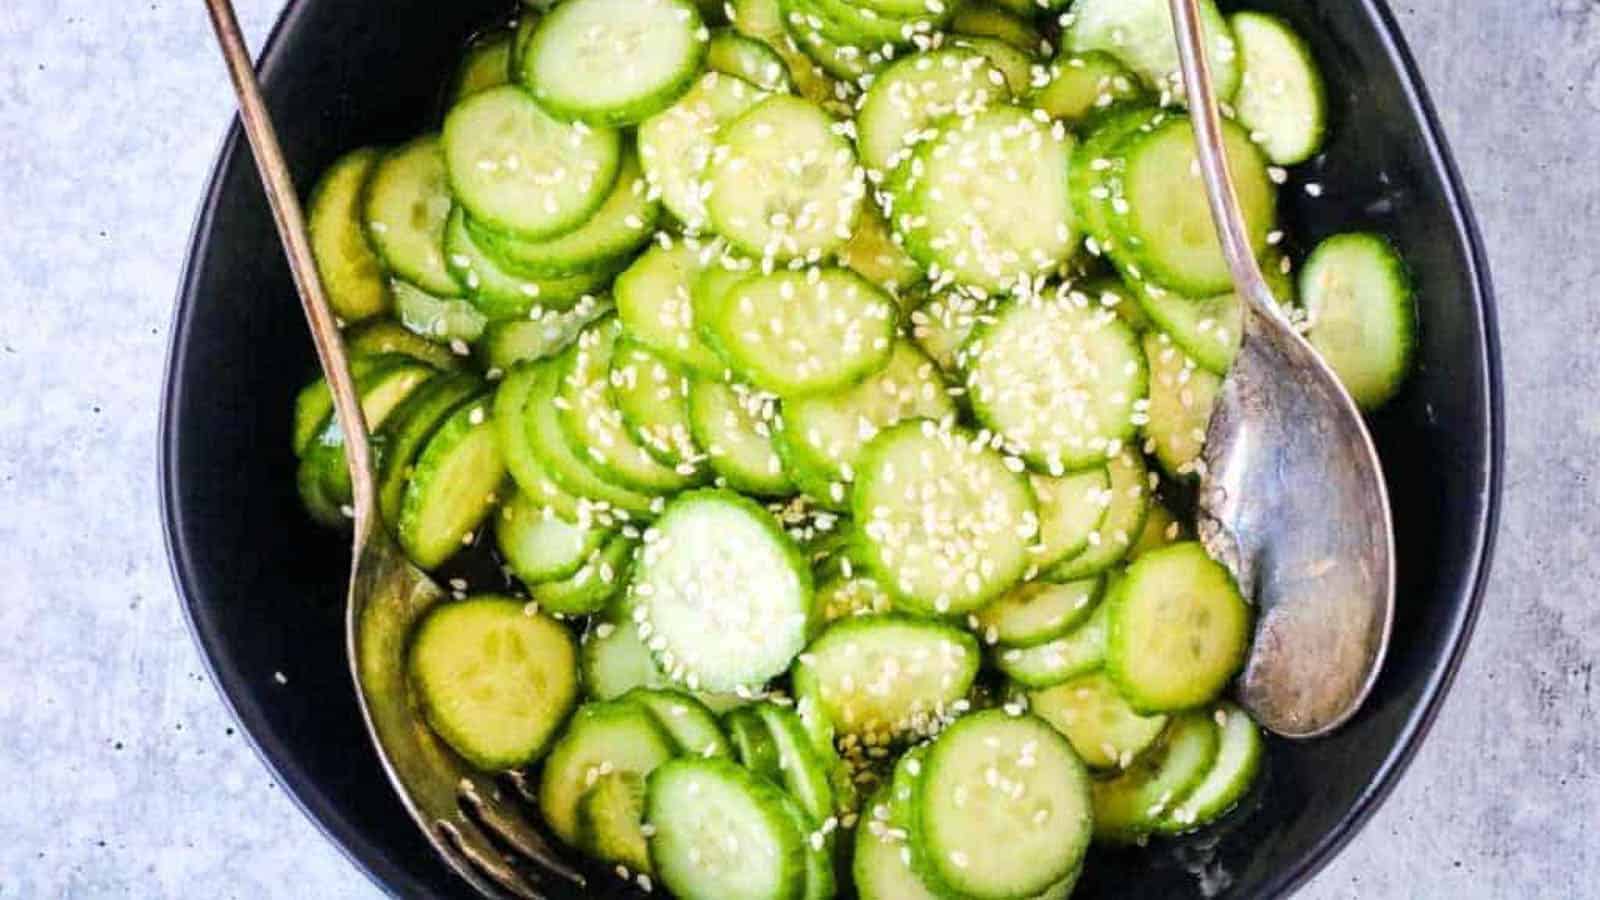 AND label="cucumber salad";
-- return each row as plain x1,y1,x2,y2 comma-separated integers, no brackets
290,0,1417,895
